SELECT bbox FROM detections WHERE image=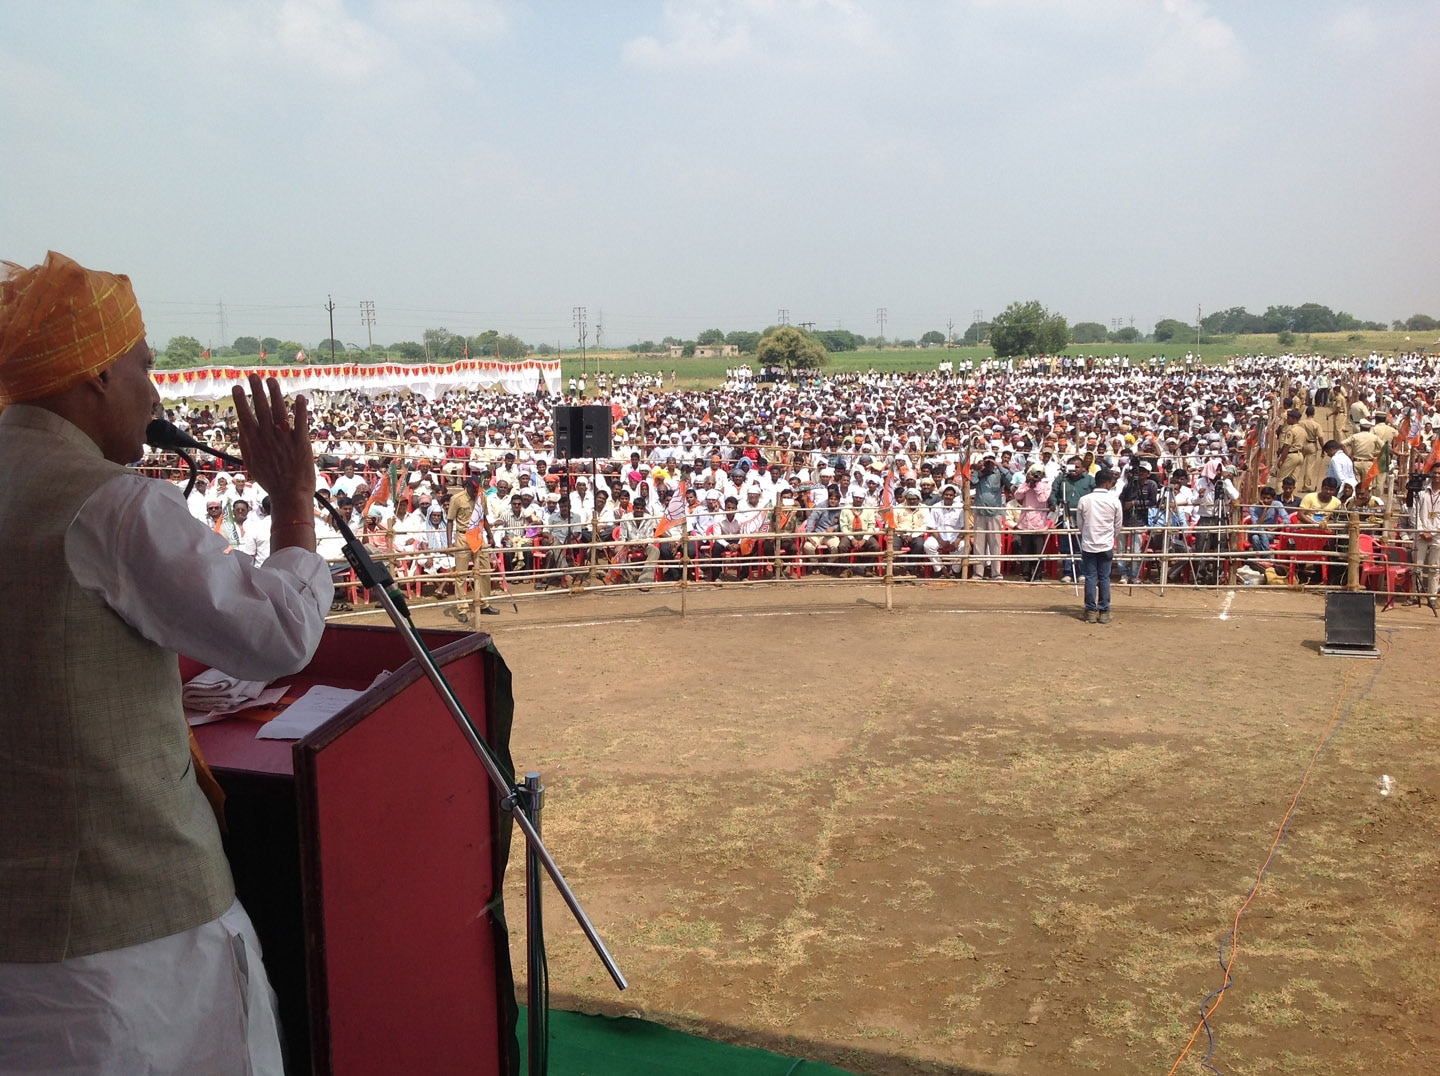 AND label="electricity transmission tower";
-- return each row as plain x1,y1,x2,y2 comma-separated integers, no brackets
361,301,376,350
875,307,888,347
573,306,588,383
